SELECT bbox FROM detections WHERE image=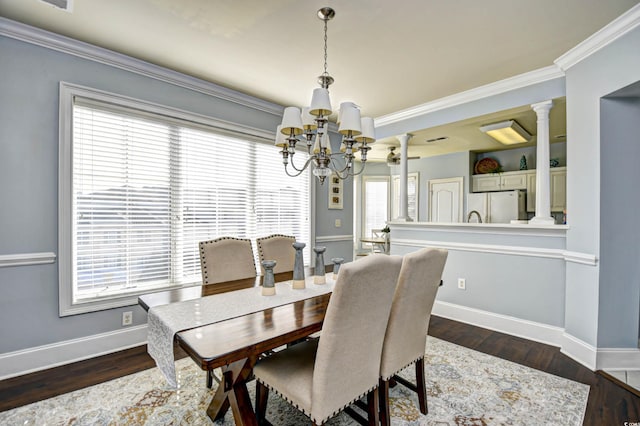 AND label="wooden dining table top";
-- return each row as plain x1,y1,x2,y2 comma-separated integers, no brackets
138,267,331,372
